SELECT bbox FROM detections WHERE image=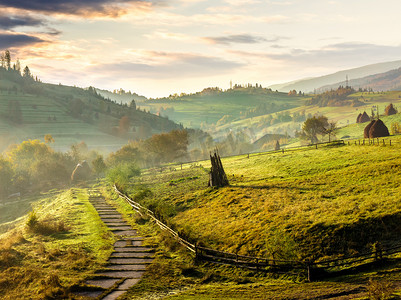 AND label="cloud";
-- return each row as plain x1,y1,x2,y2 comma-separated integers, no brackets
203,34,286,45
0,0,156,17
0,14,46,30
228,42,401,68
0,33,45,48
266,42,401,67
88,52,244,79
